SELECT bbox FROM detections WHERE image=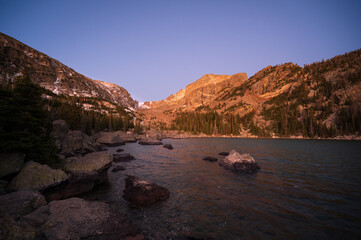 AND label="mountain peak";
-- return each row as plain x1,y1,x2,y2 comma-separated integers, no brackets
0,32,138,109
